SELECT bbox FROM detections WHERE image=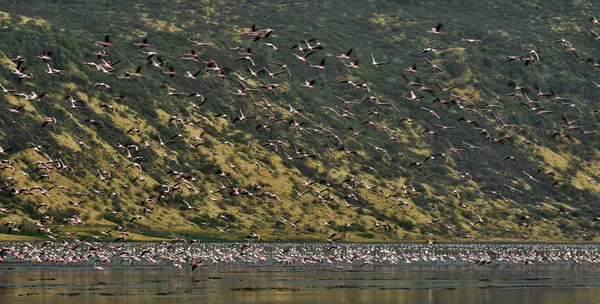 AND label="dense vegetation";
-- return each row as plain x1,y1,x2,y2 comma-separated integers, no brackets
0,0,599,242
